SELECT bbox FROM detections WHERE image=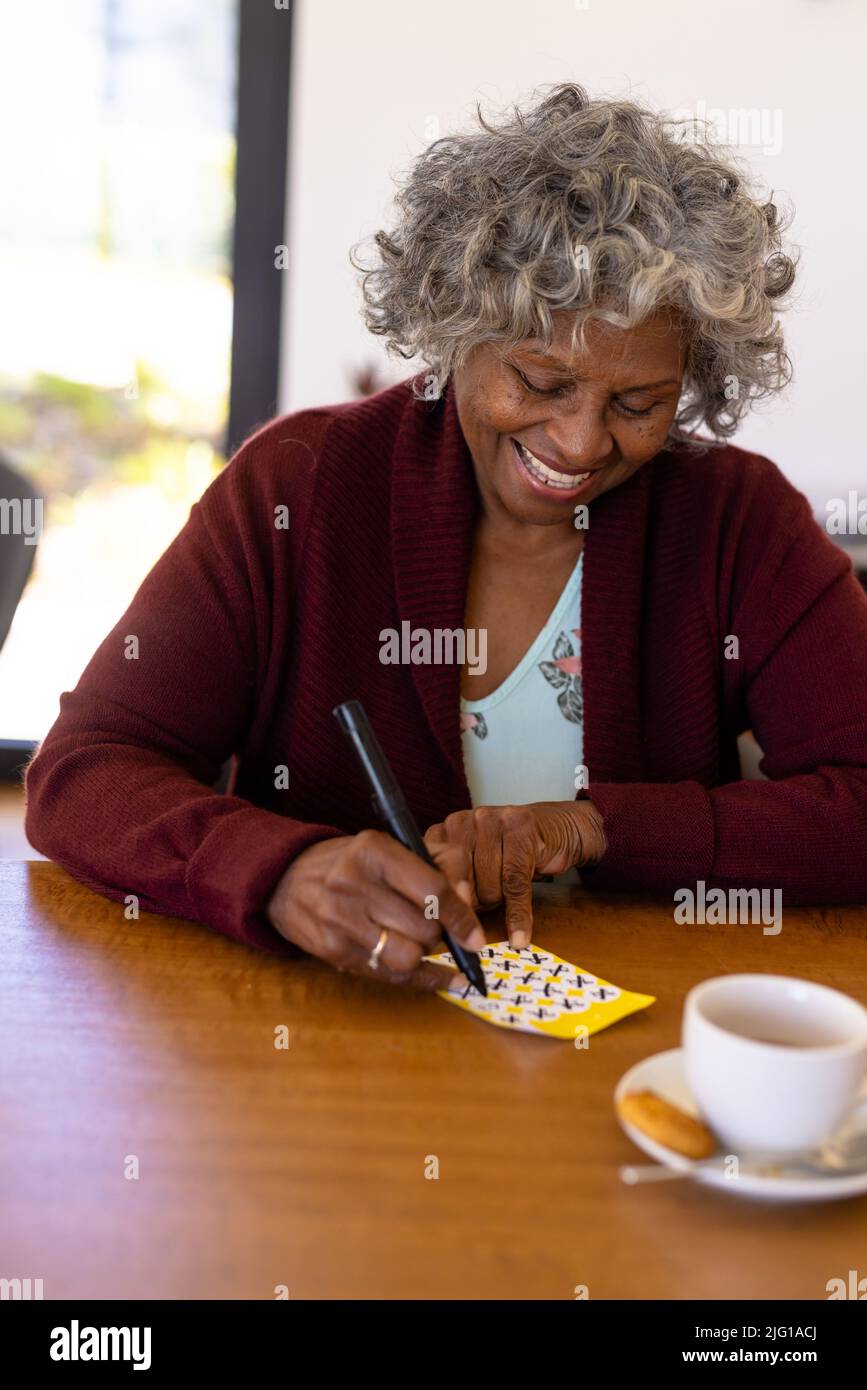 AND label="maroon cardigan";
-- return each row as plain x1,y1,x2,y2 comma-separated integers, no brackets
25,378,867,950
